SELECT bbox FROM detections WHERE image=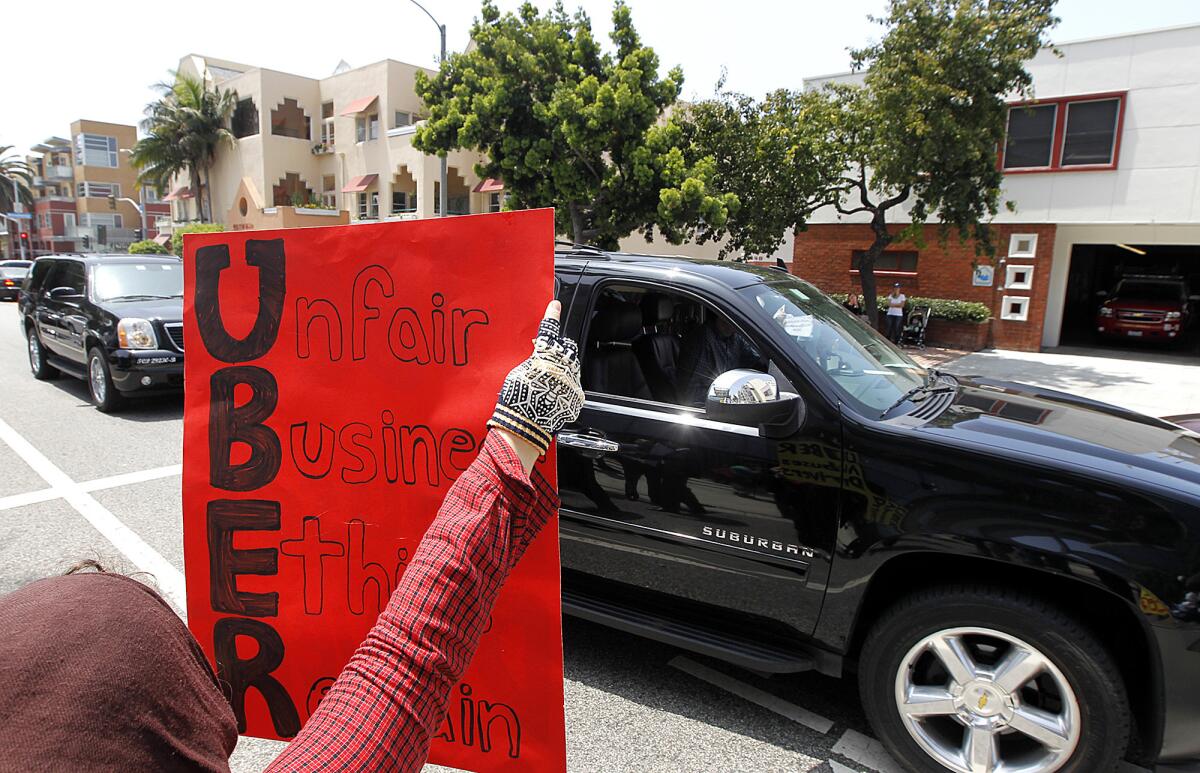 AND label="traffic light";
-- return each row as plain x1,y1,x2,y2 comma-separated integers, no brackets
19,232,30,249
134,228,143,240
108,194,117,211
82,235,91,250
